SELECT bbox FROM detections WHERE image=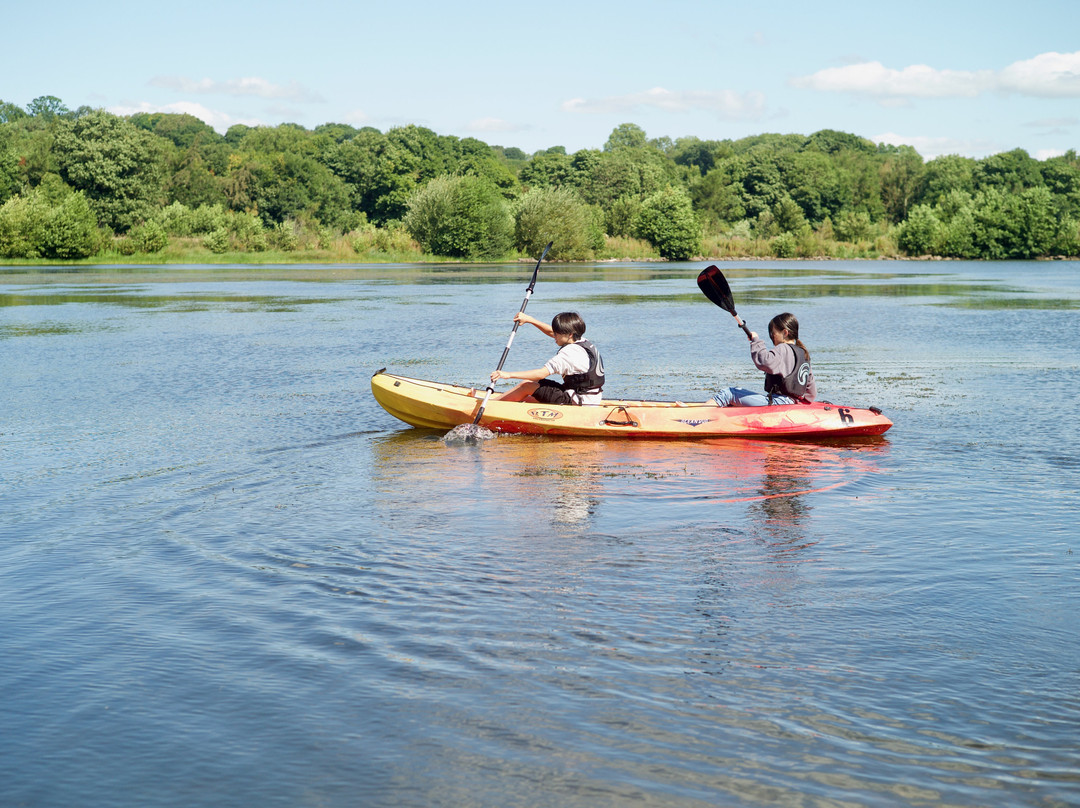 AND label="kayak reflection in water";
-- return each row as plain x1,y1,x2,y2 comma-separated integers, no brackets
710,312,817,407
490,311,604,406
